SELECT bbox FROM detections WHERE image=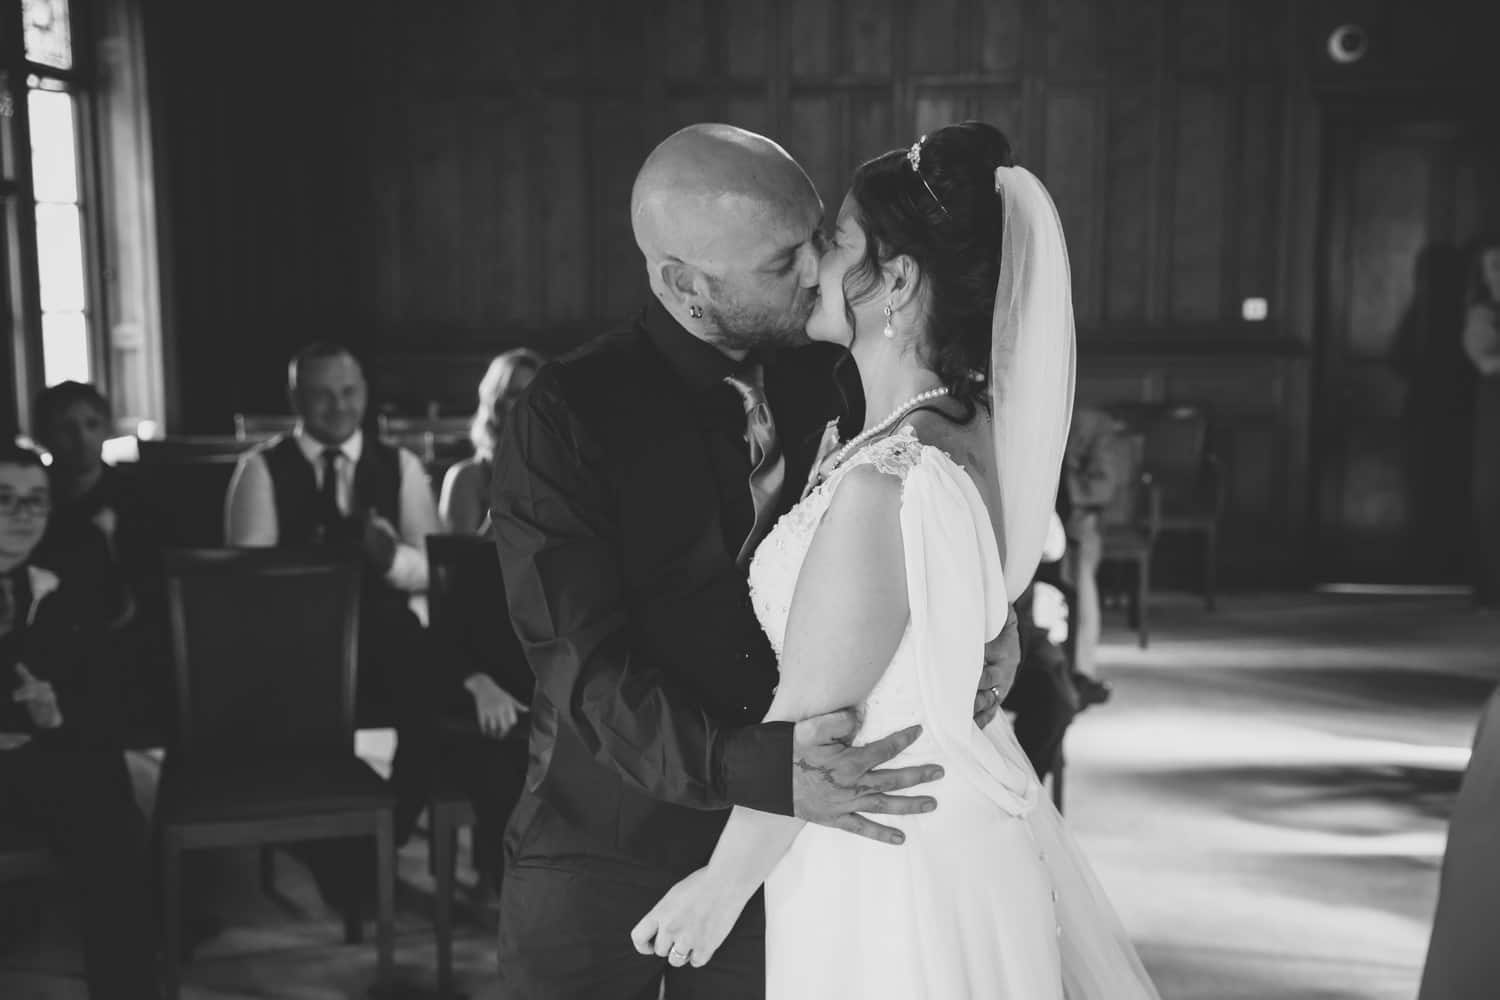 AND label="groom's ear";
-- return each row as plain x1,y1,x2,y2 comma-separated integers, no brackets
657,260,702,310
